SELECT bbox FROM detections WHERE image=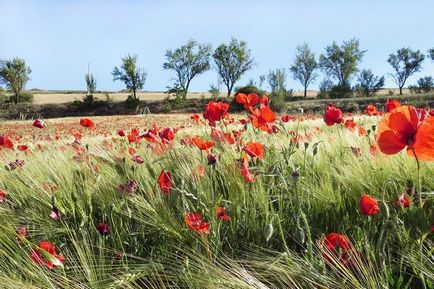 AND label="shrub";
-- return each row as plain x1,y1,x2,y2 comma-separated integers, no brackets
208,83,220,99
9,91,33,103
124,94,141,109
317,79,334,98
329,83,353,98
417,76,433,93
